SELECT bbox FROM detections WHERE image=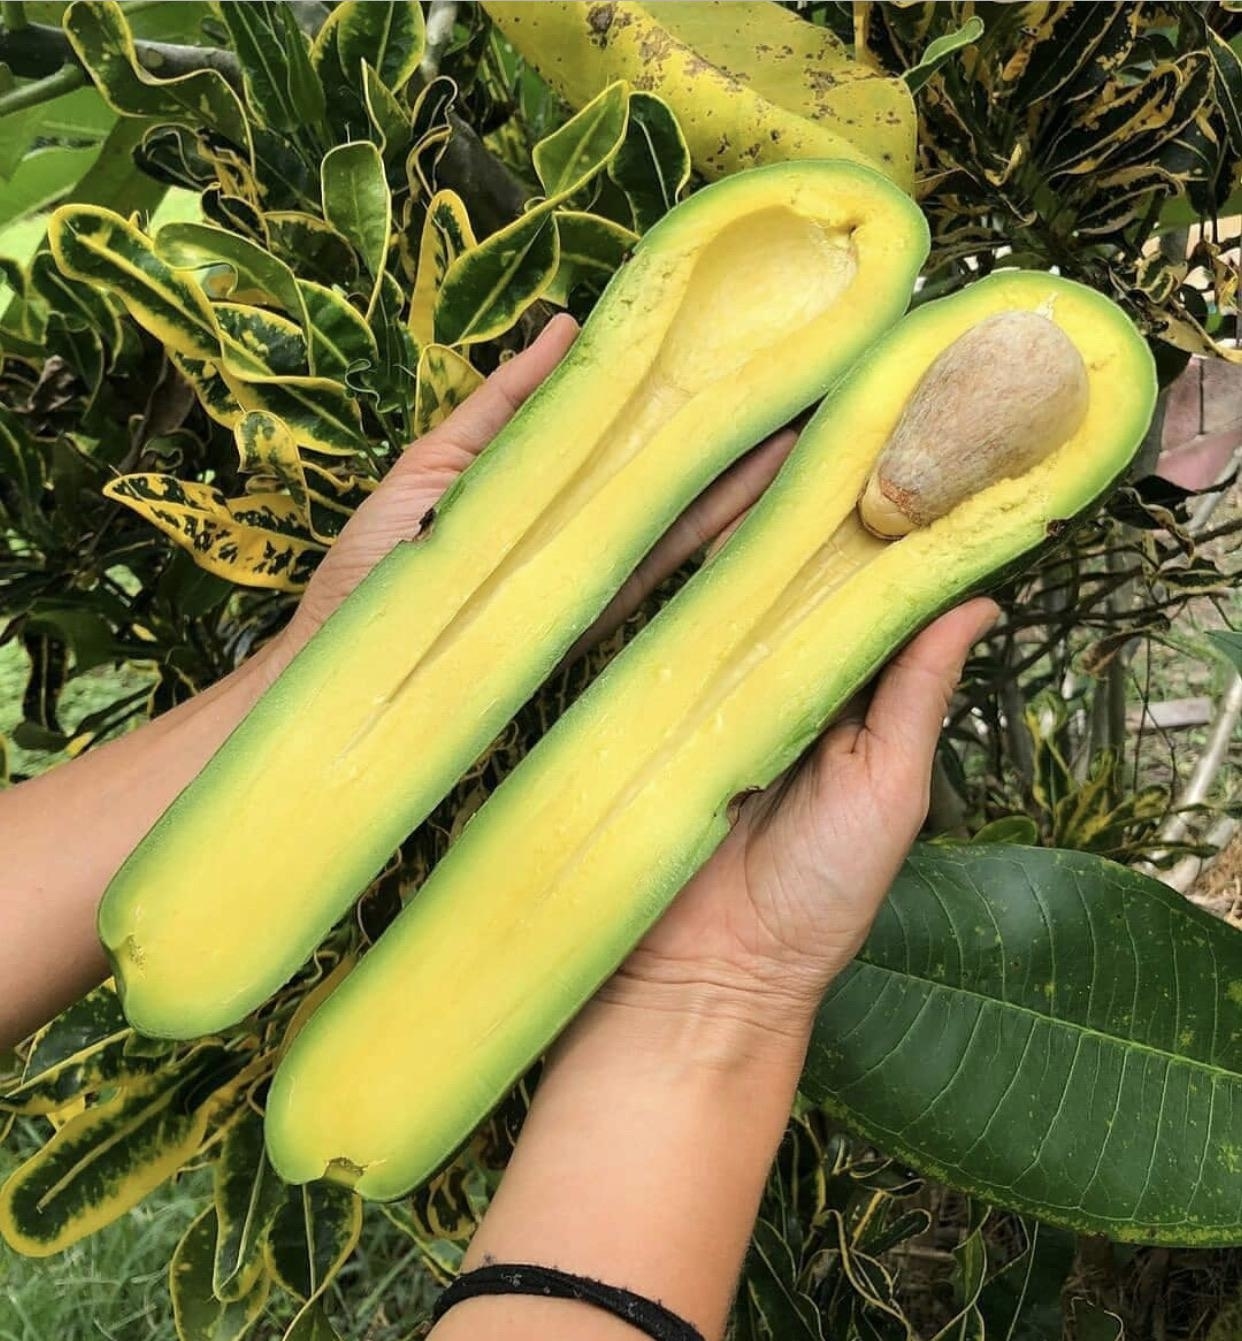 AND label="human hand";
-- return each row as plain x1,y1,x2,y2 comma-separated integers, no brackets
587,597,1000,1049
265,313,798,679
